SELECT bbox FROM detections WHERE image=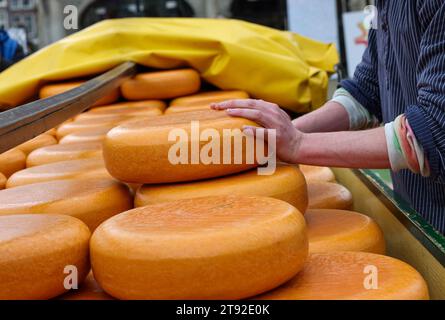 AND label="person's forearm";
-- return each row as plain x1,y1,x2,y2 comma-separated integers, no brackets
295,127,390,169
292,101,350,133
